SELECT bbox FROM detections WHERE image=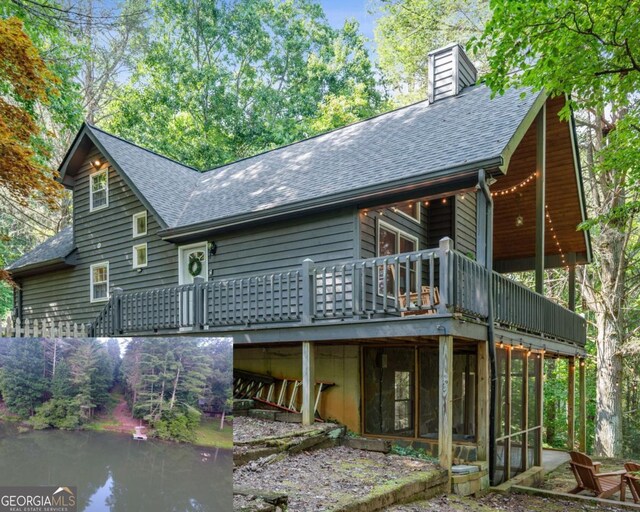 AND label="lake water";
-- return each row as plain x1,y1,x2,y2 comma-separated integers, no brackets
0,423,232,511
